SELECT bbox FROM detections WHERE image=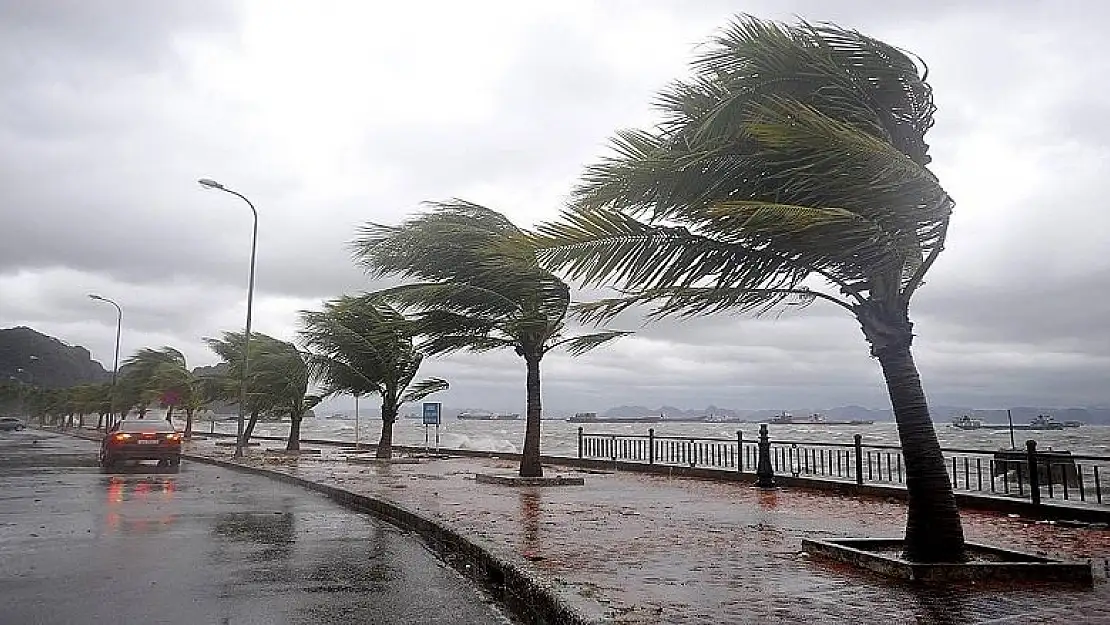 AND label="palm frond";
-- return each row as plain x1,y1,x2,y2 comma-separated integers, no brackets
573,286,827,324
532,207,809,292
399,378,449,404
547,330,633,356
418,335,518,356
